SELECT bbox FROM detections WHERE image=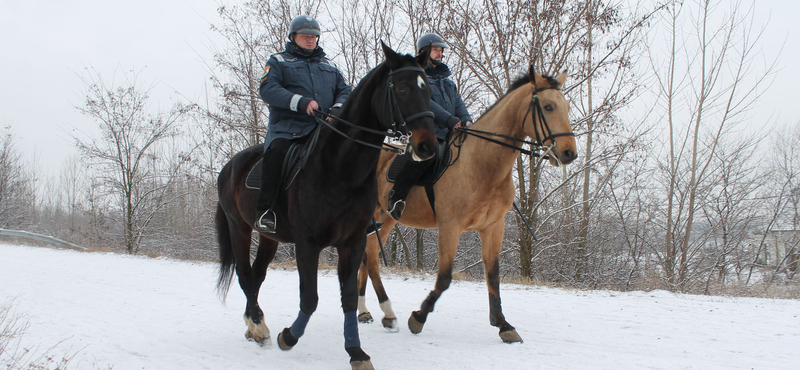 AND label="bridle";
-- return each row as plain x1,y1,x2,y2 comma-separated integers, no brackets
315,65,434,154
454,83,575,158
385,66,435,137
